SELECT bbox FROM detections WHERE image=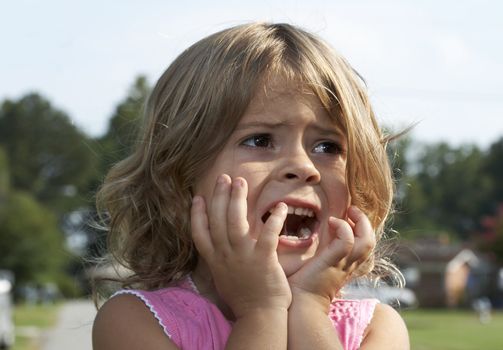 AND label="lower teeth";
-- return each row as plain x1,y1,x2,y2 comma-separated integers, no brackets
281,227,312,241
282,235,300,241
